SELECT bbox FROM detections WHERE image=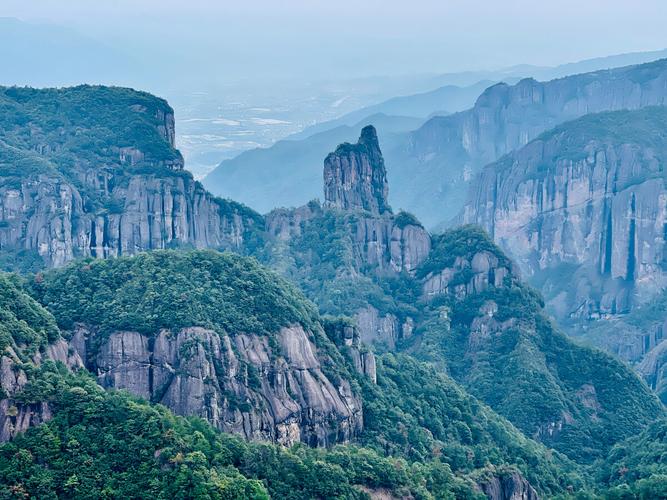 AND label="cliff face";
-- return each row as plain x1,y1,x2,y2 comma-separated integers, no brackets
463,109,667,319
70,324,362,447
266,128,431,348
33,250,366,448
266,204,430,348
0,274,84,442
324,125,390,215
1,172,258,268
0,86,261,269
461,108,667,390
478,471,539,500
387,58,667,227
409,226,665,462
1,341,83,442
